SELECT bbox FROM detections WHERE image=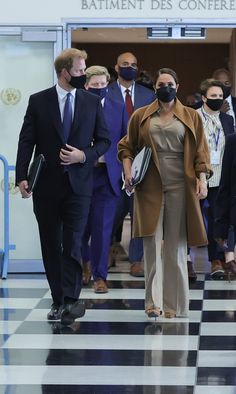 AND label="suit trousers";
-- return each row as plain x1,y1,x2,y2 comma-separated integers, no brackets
81,166,119,280
206,186,235,262
33,173,91,305
143,184,189,317
112,190,143,262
